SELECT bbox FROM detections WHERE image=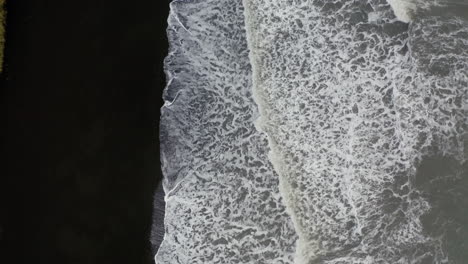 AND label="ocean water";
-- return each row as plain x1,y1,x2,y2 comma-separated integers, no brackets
157,0,468,263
